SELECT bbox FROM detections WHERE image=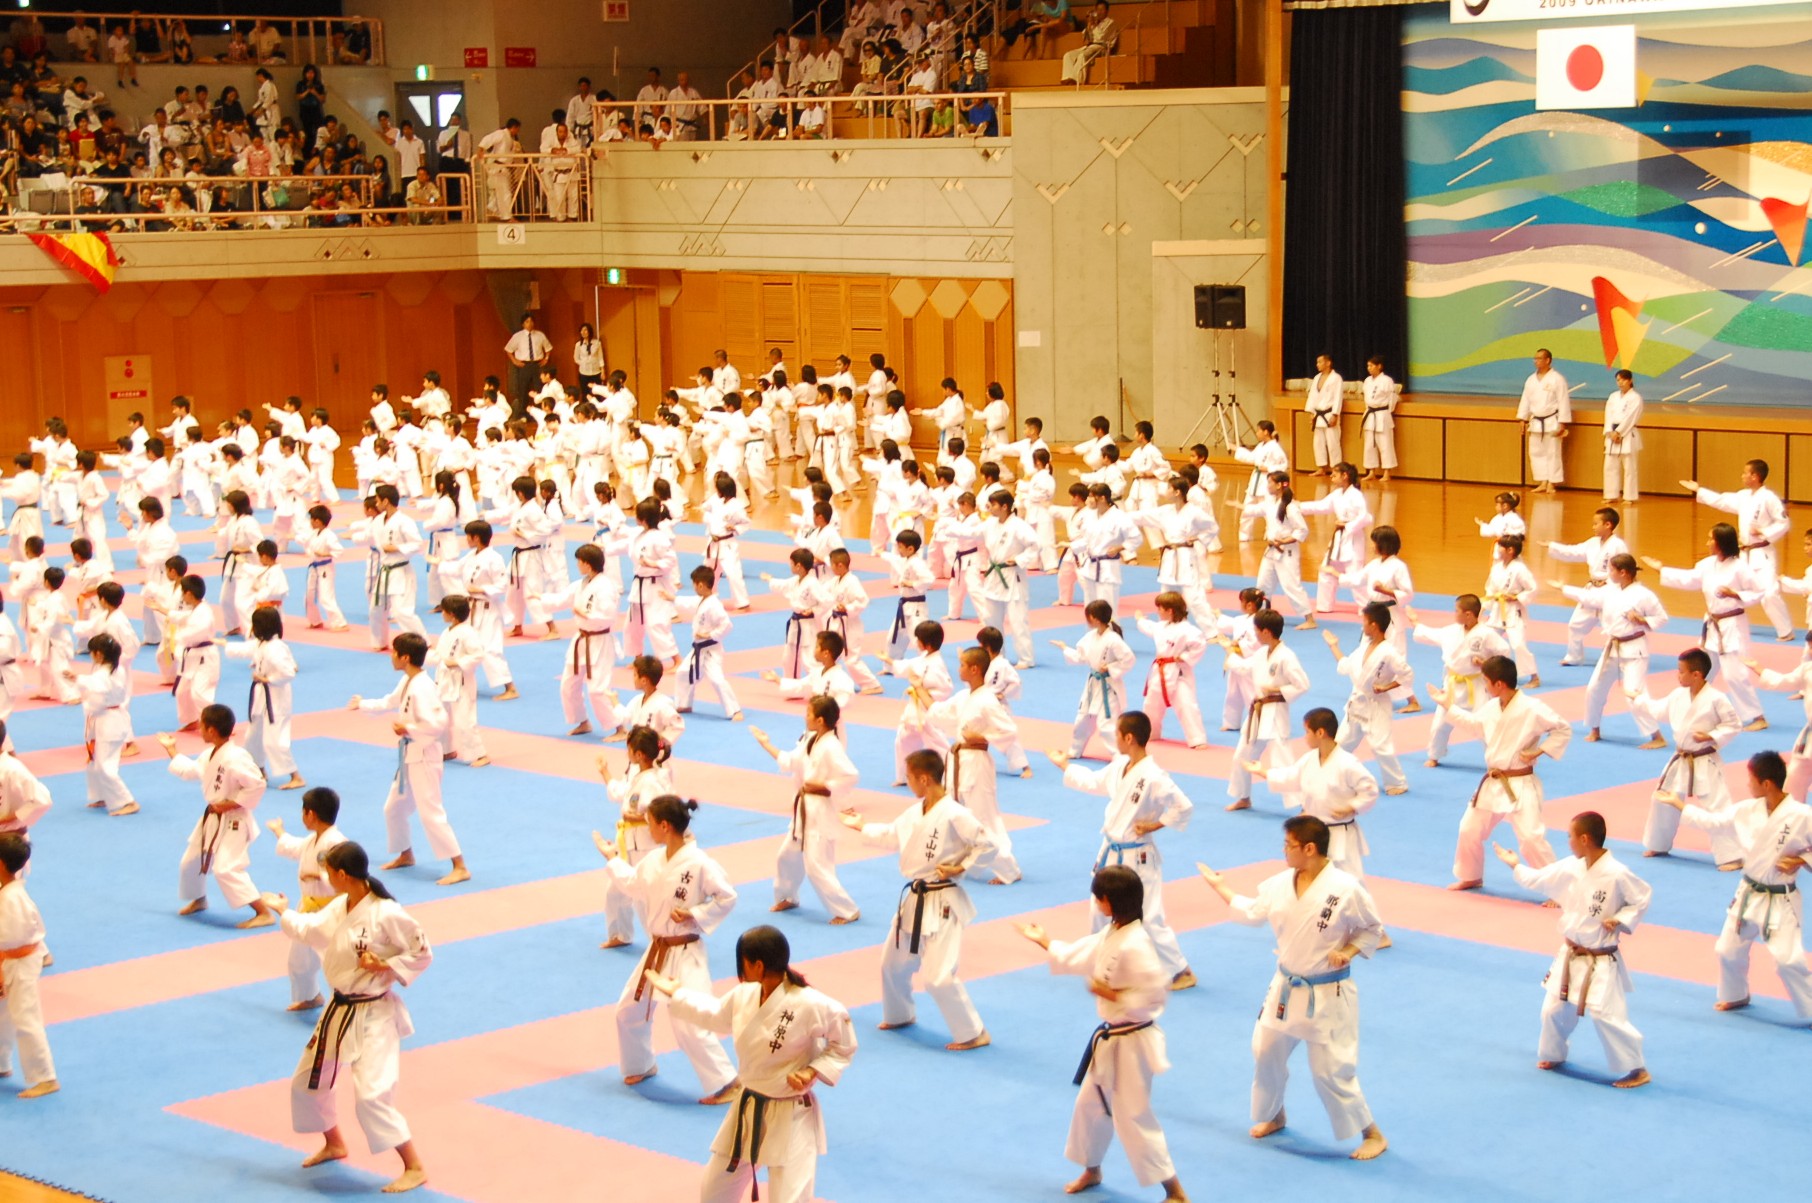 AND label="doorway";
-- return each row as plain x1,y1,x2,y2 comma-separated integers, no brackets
394,82,468,172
